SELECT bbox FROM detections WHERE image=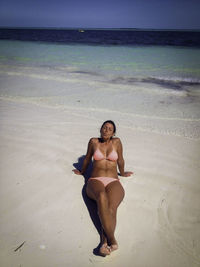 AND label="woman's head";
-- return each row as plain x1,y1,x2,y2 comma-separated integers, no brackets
100,120,116,140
